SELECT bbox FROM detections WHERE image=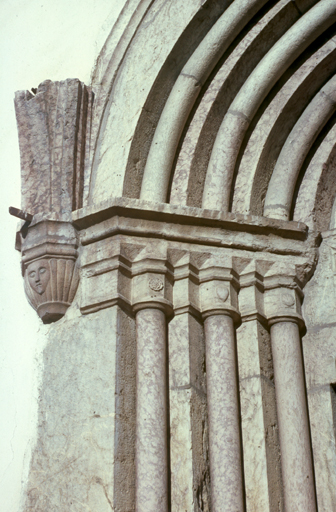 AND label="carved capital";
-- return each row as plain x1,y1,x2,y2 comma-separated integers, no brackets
131,247,173,317
80,240,134,315
198,256,240,323
80,239,174,317
20,216,79,323
167,250,205,319
238,260,271,325
263,266,305,332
